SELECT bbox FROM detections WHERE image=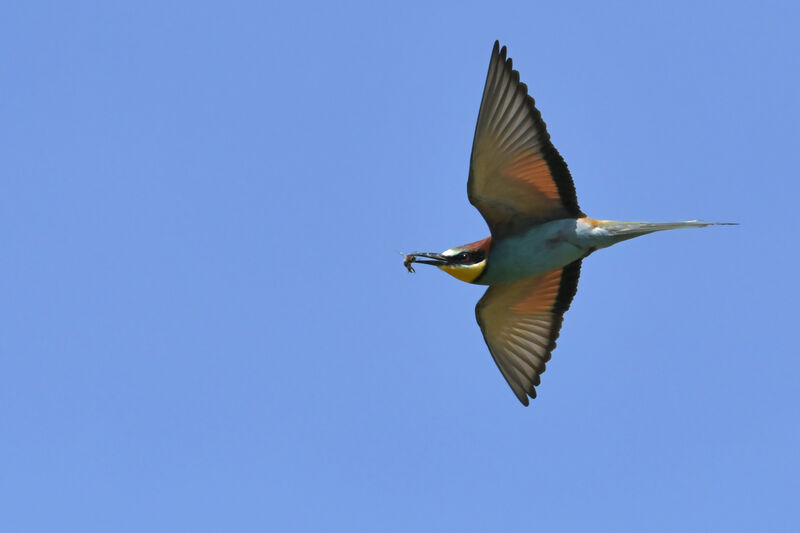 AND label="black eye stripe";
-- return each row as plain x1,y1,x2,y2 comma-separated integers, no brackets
460,252,478,263
448,251,485,264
